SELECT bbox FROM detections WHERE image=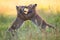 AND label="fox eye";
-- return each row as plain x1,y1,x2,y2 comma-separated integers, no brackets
28,10,32,13
20,9,23,13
